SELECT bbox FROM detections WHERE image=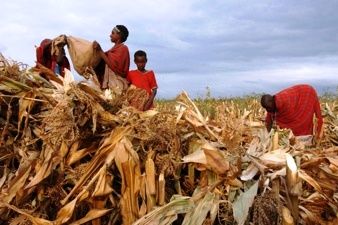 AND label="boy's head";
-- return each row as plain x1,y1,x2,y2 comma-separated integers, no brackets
115,25,129,42
134,50,147,59
134,50,147,71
